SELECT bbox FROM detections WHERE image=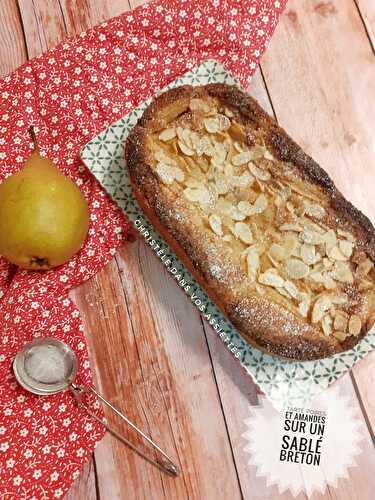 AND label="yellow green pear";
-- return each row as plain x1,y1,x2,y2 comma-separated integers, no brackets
0,145,89,270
